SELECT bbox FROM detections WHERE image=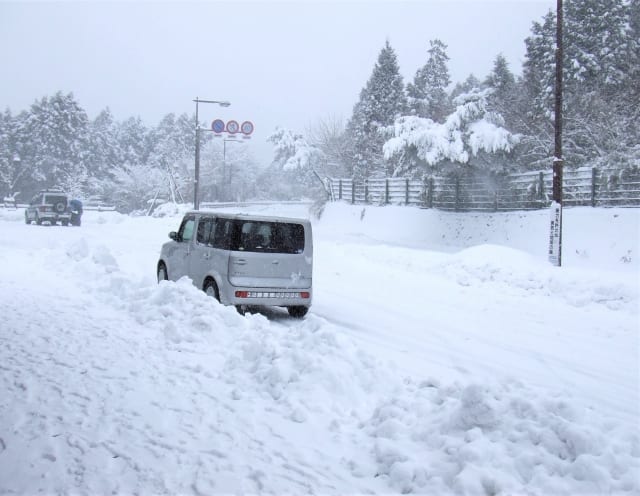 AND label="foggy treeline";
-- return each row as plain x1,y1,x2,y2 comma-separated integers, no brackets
1,0,638,211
